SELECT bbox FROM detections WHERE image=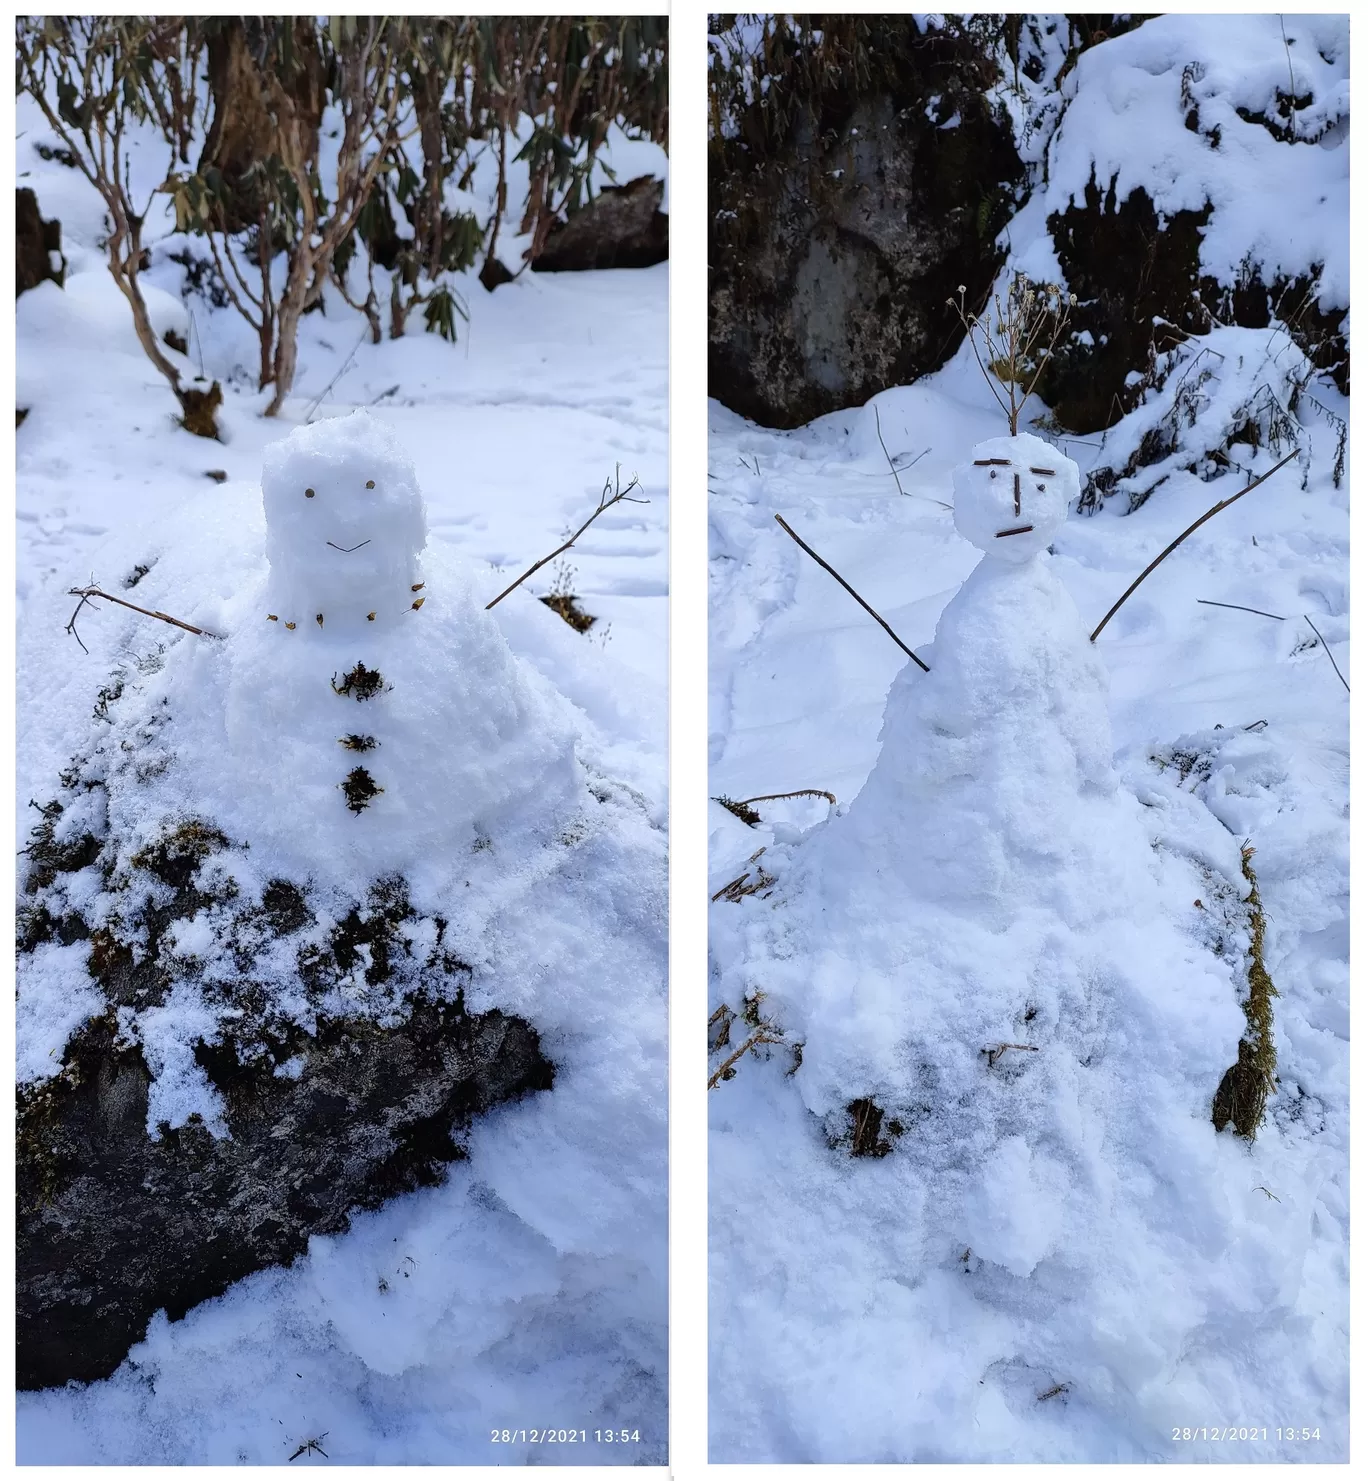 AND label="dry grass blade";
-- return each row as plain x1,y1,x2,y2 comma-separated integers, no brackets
873,402,906,497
